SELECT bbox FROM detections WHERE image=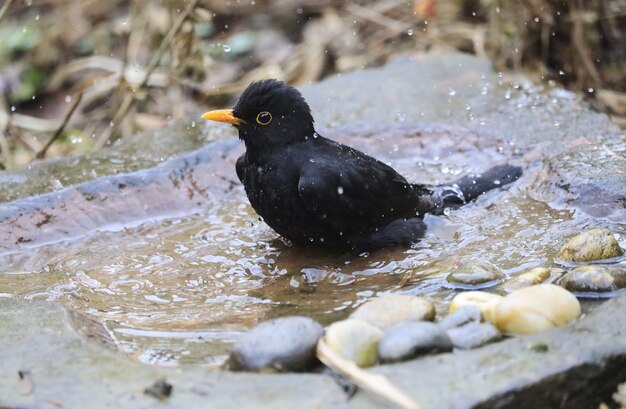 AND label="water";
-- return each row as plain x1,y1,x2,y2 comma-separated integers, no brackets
0,128,594,368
